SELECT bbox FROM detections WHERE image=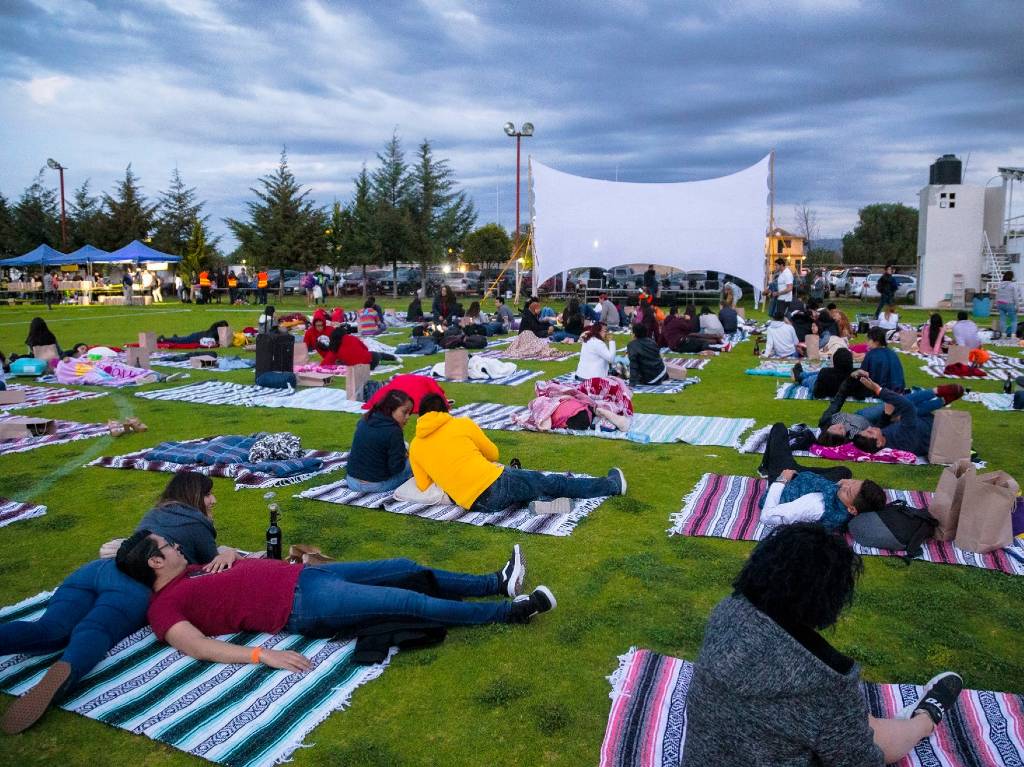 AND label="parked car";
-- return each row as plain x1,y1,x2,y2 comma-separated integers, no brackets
860,274,917,302
603,266,642,289
834,268,870,296
828,269,845,292
377,268,423,295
